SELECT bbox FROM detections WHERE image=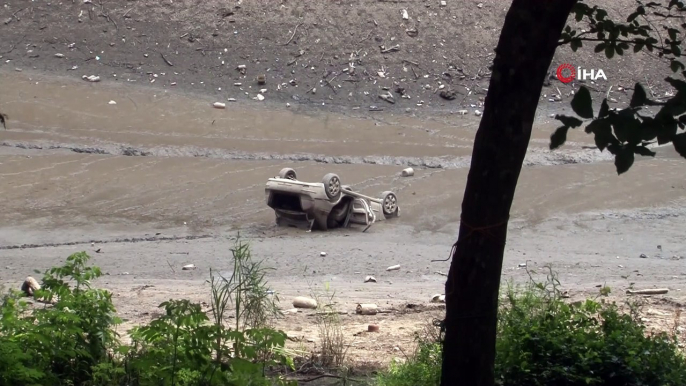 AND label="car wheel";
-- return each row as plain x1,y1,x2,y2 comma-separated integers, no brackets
381,191,398,217
278,168,297,180
322,173,342,201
